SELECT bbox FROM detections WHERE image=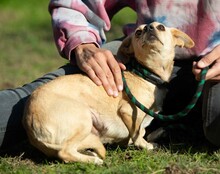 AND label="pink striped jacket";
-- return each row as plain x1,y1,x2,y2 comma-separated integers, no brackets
49,0,220,60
